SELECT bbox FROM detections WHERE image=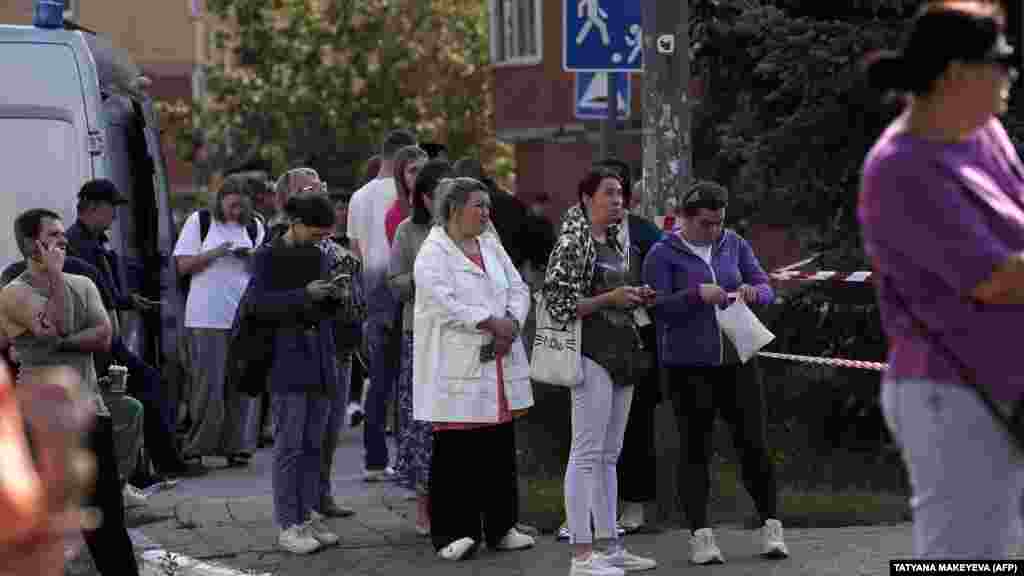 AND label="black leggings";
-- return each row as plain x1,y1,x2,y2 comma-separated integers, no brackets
667,362,778,532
